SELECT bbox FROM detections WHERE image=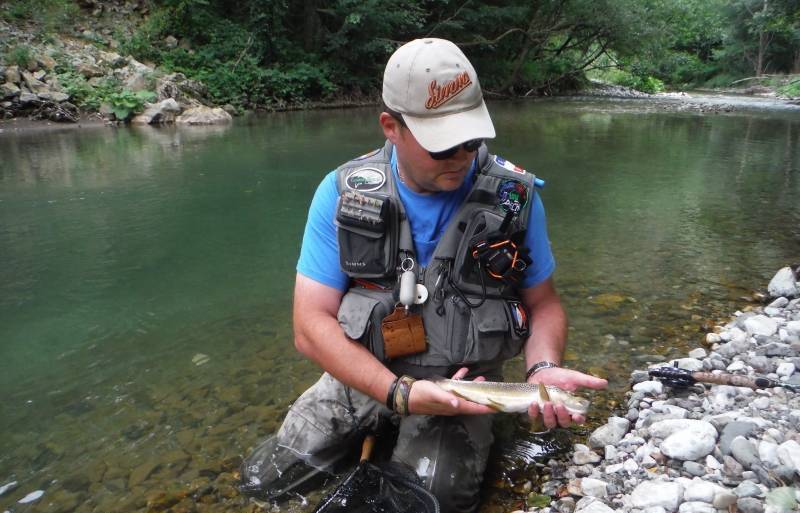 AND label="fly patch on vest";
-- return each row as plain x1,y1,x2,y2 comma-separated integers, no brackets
335,190,400,278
